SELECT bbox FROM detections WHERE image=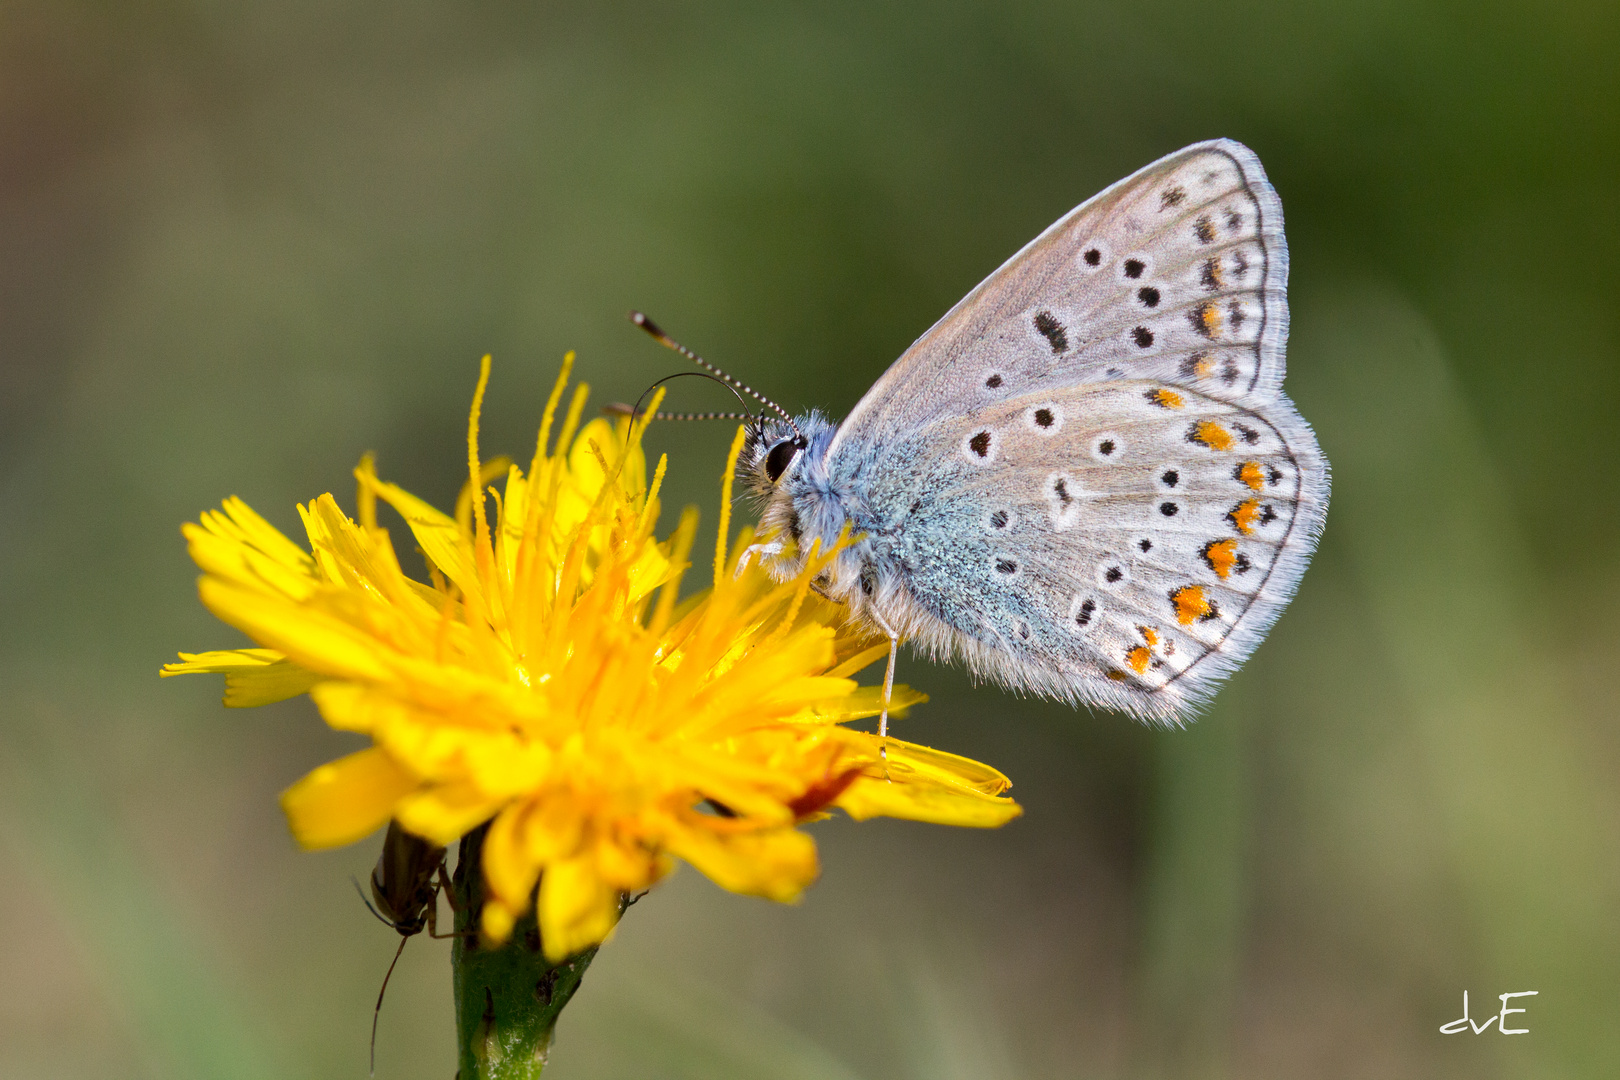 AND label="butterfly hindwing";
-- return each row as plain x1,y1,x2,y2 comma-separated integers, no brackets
856,380,1325,721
